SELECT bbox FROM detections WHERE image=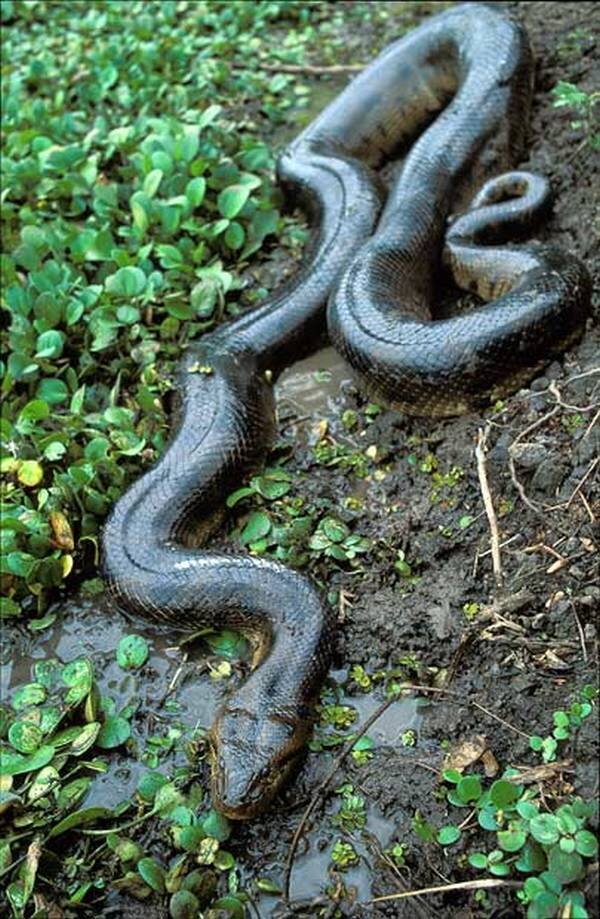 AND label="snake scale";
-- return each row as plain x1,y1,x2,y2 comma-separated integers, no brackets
102,3,591,818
